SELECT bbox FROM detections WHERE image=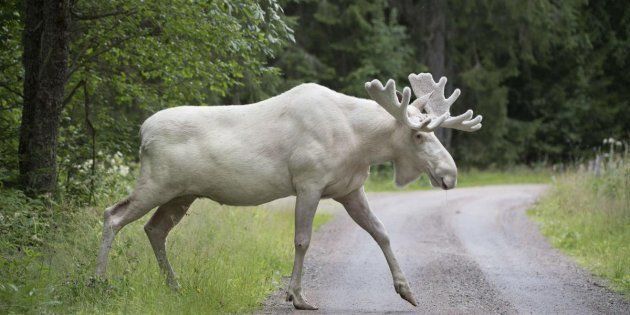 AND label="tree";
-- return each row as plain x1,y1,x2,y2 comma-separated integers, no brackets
19,0,70,195
279,0,412,96
0,0,24,180
442,0,586,166
5,0,293,197
2,0,628,195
